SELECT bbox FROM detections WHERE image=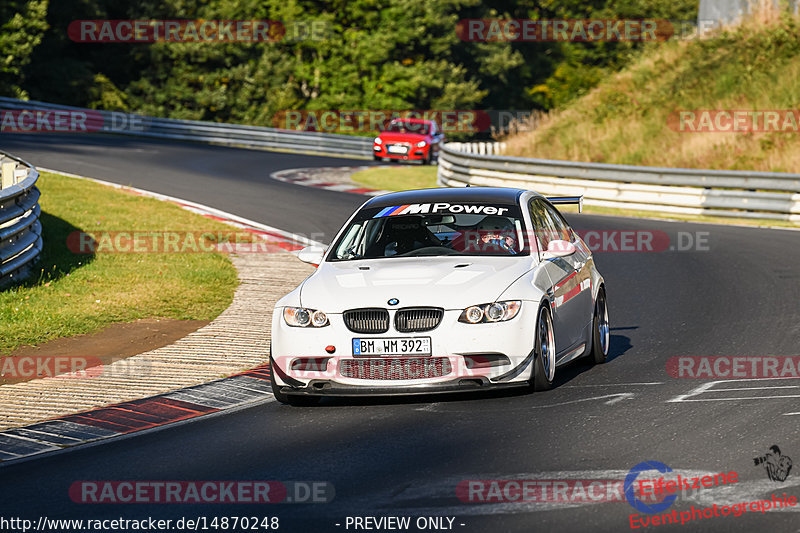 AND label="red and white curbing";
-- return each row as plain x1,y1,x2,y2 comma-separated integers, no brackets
271,166,392,196
0,366,276,463
0,169,322,465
